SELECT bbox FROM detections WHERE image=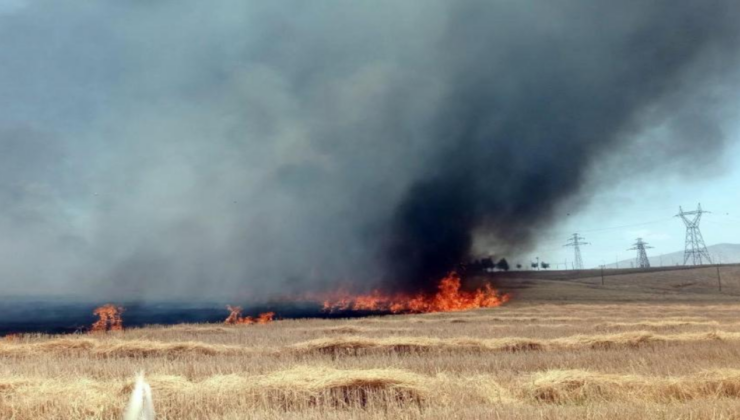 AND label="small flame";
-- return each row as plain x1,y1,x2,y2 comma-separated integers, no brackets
91,304,124,332
322,272,509,314
224,305,275,325
255,312,276,324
